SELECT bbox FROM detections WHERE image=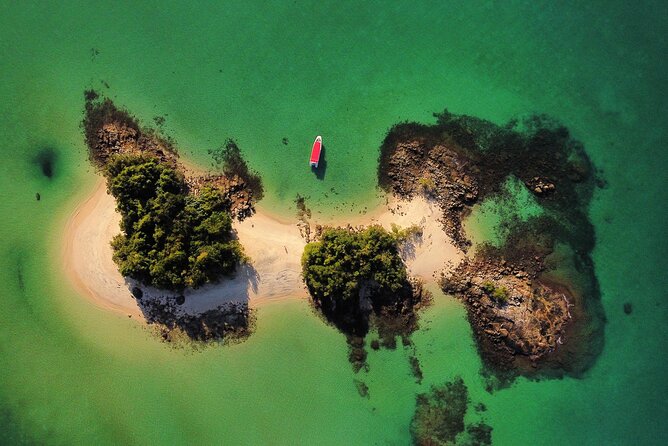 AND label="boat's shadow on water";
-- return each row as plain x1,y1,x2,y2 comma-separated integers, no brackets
312,145,327,180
